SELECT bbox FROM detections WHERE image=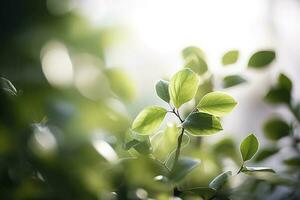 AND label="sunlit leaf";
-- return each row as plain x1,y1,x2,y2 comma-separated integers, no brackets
263,117,290,140
248,50,276,69
155,80,170,103
240,134,259,162
184,56,208,75
182,112,223,136
222,50,239,65
209,171,232,190
132,106,167,135
241,166,275,174
182,46,206,60
223,75,247,88
194,75,214,103
168,157,201,183
169,69,199,108
197,92,237,117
